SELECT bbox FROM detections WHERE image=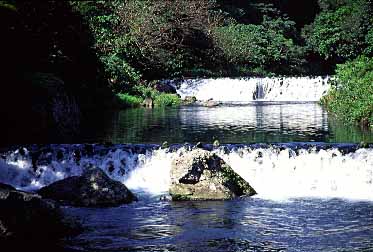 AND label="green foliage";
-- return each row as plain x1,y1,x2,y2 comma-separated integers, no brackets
303,0,372,62
133,85,181,107
323,55,373,125
365,29,373,56
116,93,143,108
213,20,304,74
0,1,16,11
70,1,142,92
154,93,181,107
